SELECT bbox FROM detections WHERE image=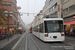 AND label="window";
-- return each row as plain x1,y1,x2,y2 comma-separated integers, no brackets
51,7,53,11
54,3,57,8
14,20,16,25
44,20,64,33
49,8,50,12
49,0,53,4
52,6,54,10
38,23,44,33
49,8,51,12
63,0,66,3
63,0,69,3
69,5,75,12
2,4,11,6
63,8,68,14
